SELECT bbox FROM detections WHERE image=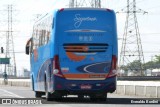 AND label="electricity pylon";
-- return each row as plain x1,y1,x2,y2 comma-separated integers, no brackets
69,0,101,8
4,5,17,77
119,0,147,76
